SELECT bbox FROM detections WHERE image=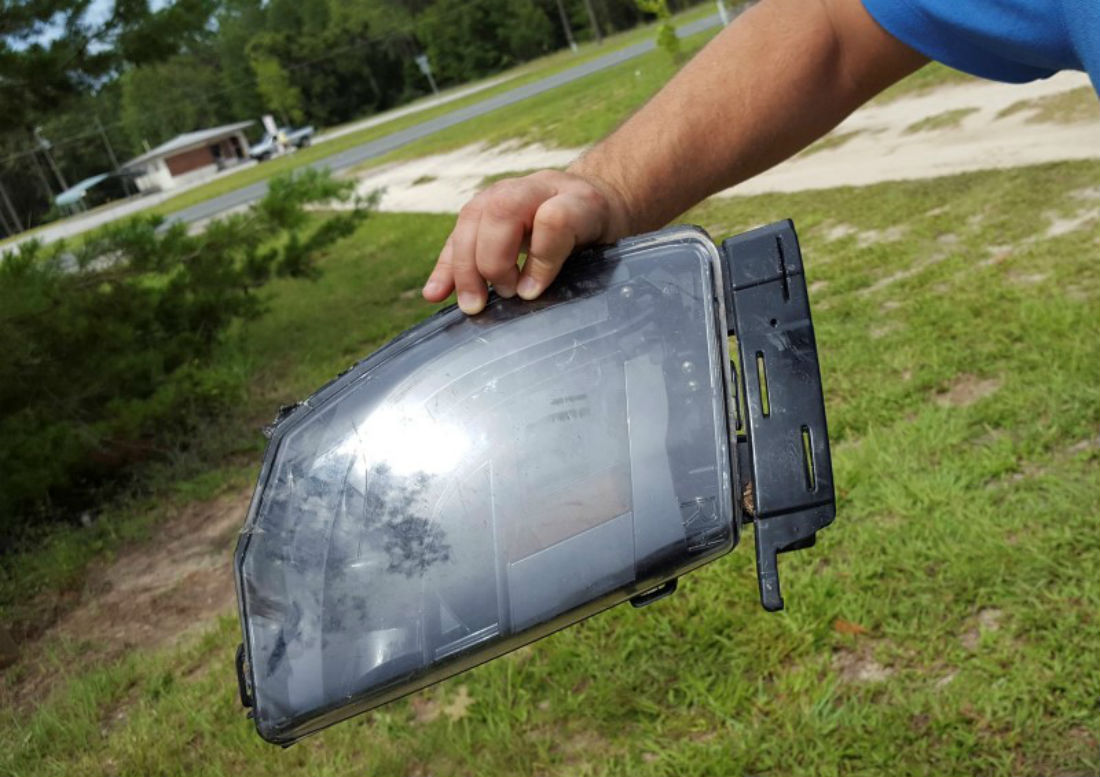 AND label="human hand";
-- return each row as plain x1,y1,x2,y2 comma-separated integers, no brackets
421,169,631,314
